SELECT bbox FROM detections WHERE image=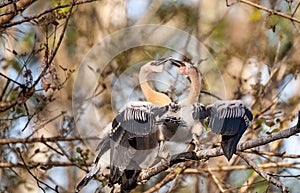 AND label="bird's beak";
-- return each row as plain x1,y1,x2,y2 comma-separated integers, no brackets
169,59,185,67
169,59,189,75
